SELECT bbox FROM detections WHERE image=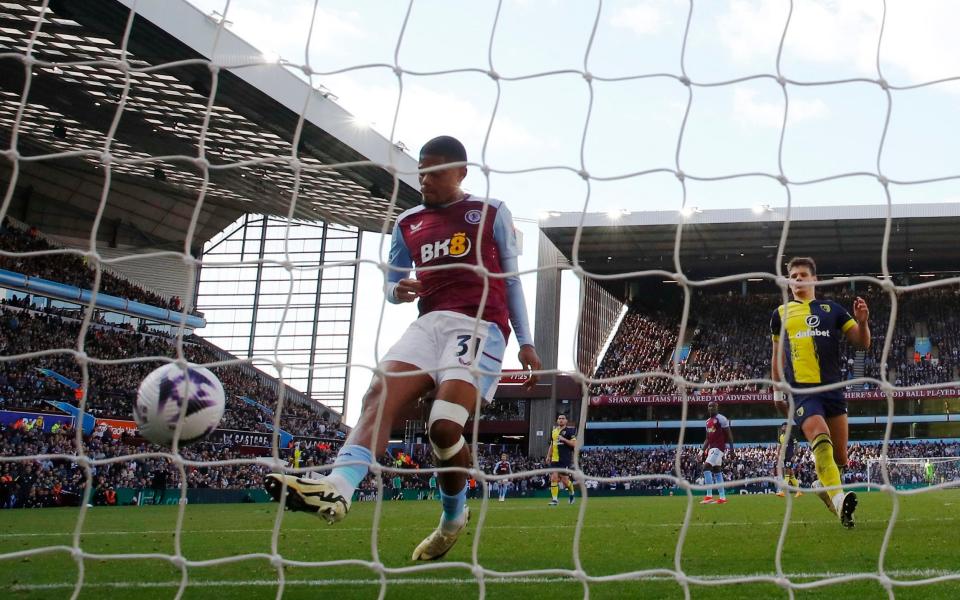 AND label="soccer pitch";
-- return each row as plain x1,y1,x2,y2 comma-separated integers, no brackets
2,492,958,599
